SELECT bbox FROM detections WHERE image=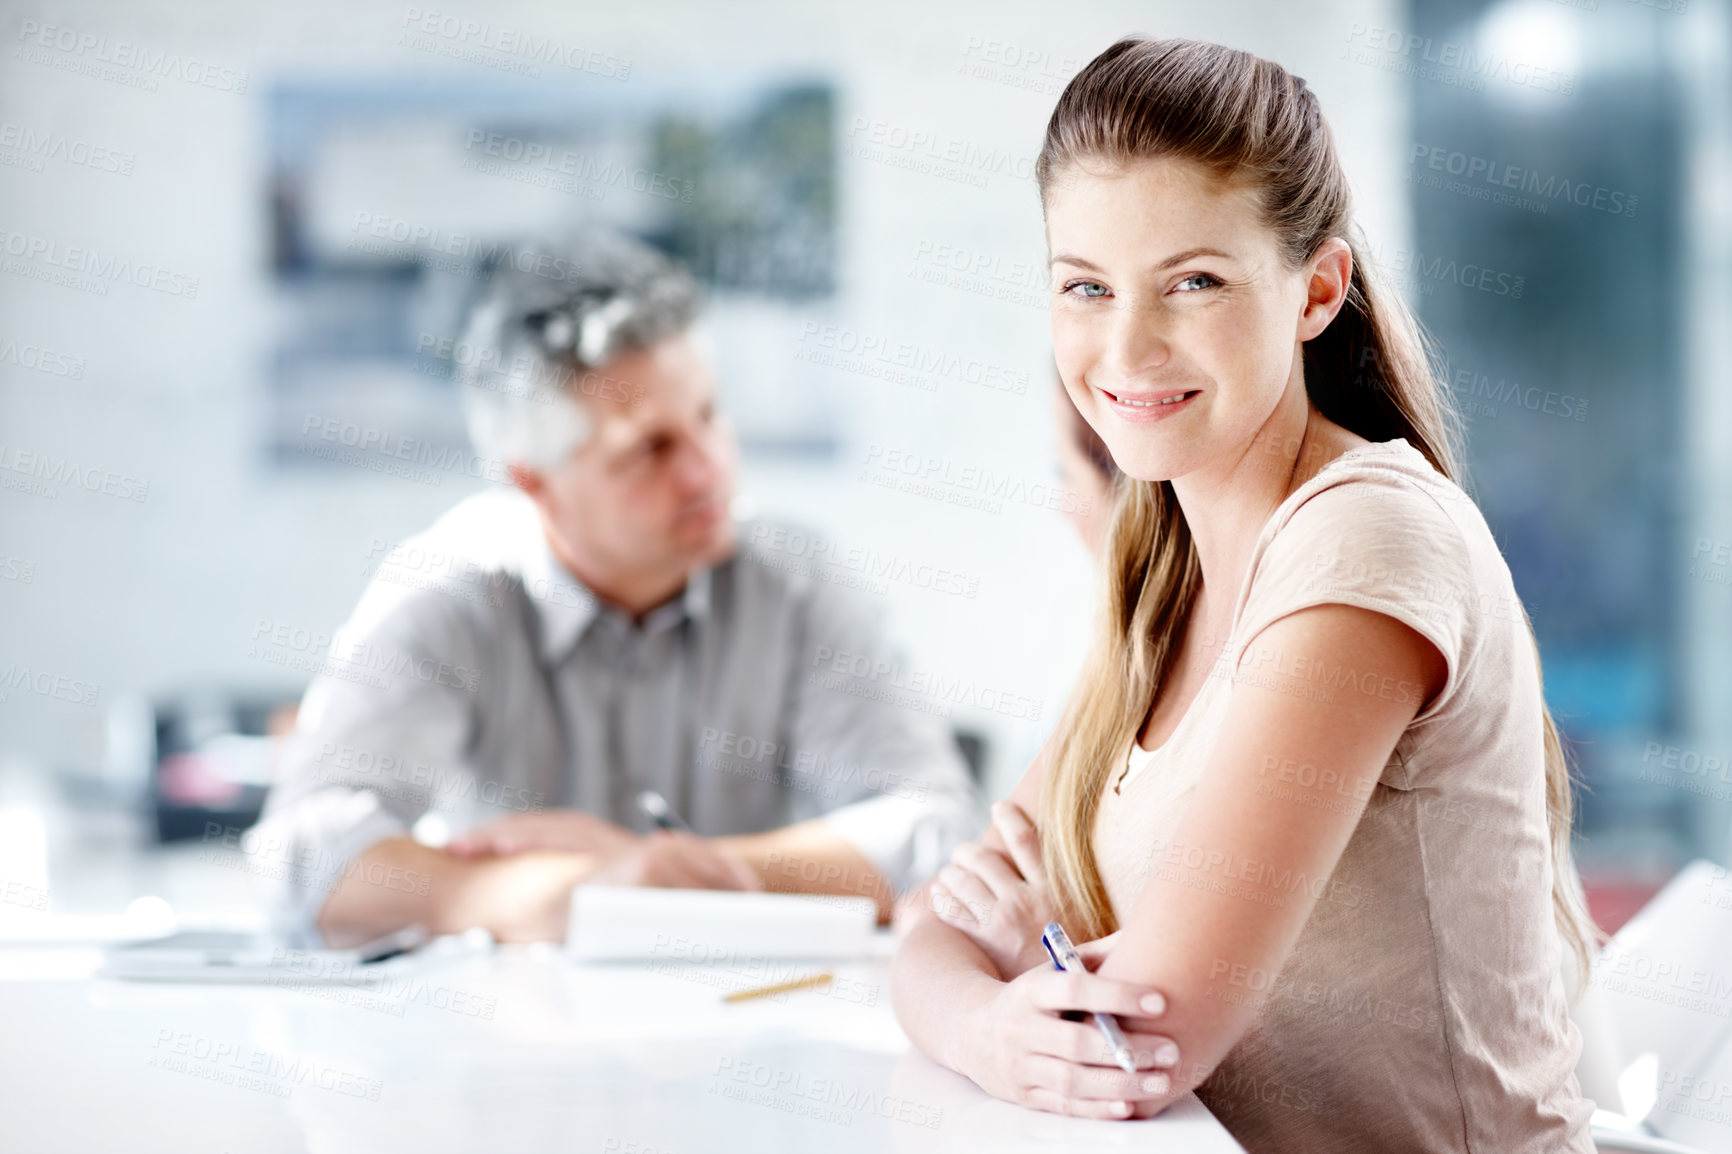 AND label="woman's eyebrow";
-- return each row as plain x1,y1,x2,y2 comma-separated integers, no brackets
1050,246,1235,272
